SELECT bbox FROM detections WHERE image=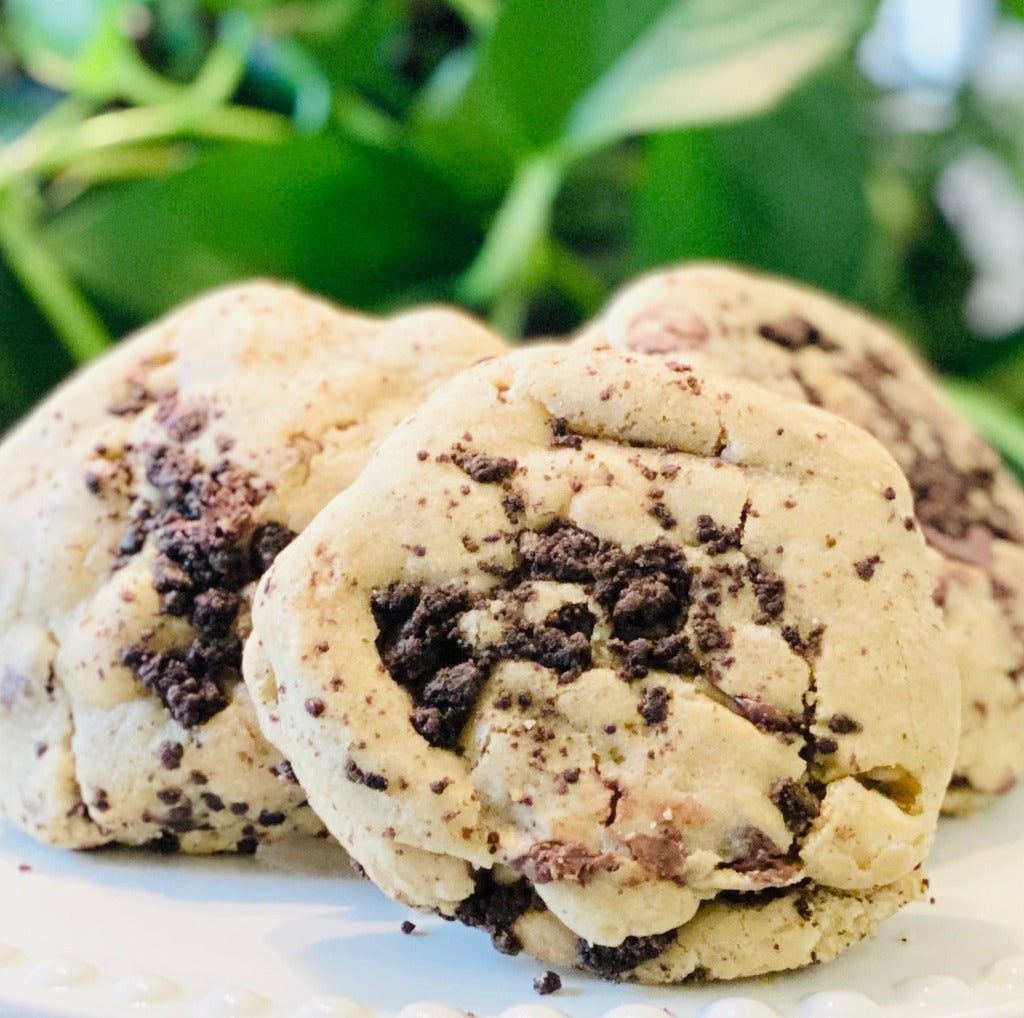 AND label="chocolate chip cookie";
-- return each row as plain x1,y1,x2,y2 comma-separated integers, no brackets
0,281,506,852
244,342,958,981
586,261,1024,813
